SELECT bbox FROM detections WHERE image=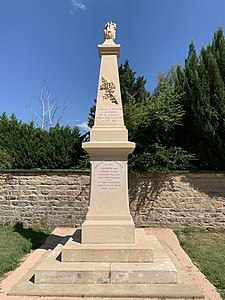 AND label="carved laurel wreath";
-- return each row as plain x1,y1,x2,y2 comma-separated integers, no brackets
100,77,118,104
